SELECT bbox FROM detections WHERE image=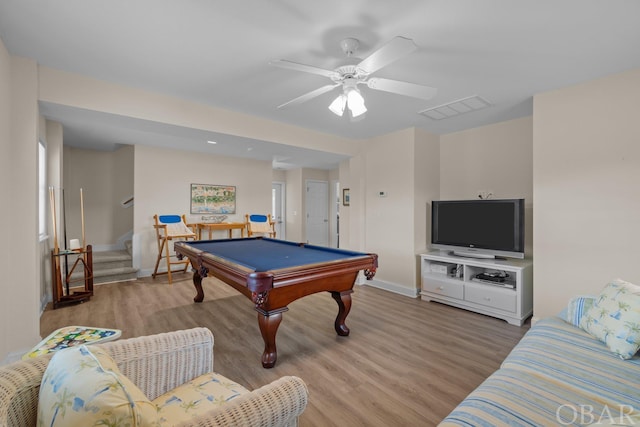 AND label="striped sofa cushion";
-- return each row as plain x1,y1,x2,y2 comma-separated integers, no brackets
440,317,640,426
